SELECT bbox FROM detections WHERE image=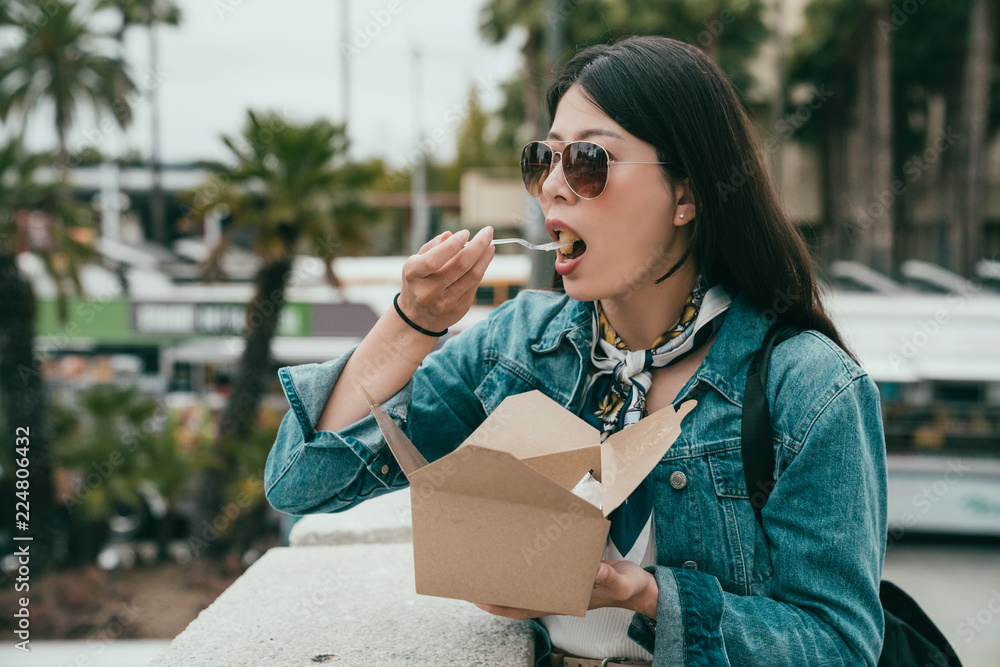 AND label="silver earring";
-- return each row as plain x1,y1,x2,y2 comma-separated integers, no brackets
679,213,685,219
